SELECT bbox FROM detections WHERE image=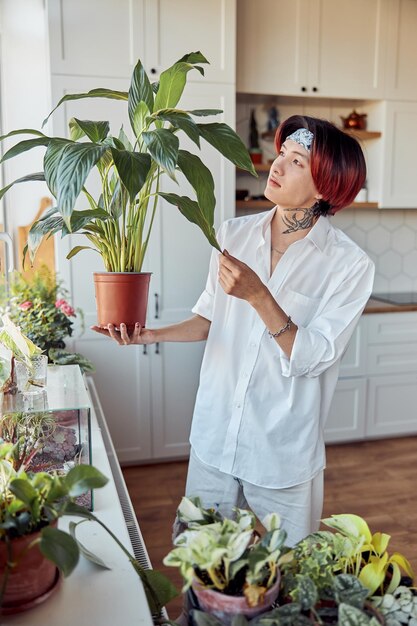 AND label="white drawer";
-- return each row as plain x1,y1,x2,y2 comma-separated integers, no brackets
367,343,417,376
339,320,367,377
367,312,417,345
